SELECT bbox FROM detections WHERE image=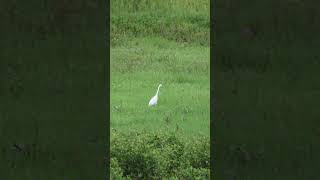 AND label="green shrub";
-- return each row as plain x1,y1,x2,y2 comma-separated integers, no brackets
177,167,210,179
184,135,210,169
110,158,131,179
110,130,210,179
